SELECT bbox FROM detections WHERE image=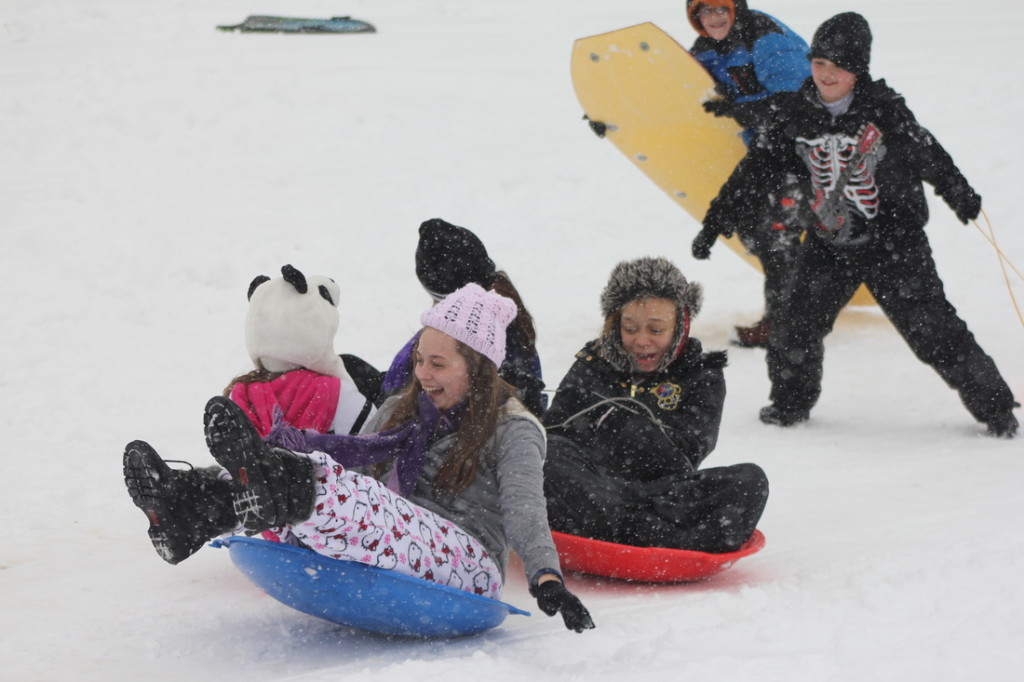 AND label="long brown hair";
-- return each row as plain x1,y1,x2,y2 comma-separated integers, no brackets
491,270,536,352
379,337,516,496
222,361,287,396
